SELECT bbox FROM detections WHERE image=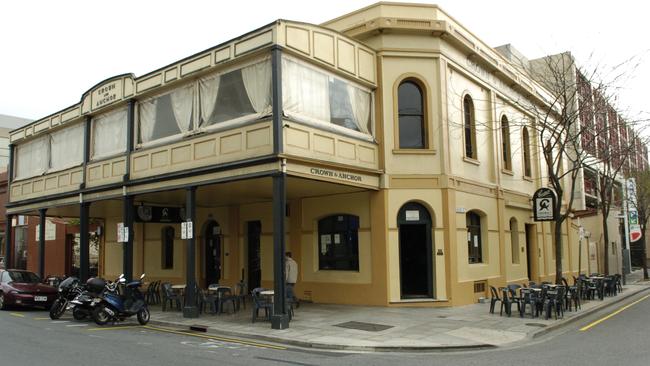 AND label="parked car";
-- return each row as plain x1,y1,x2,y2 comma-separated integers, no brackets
0,269,57,310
